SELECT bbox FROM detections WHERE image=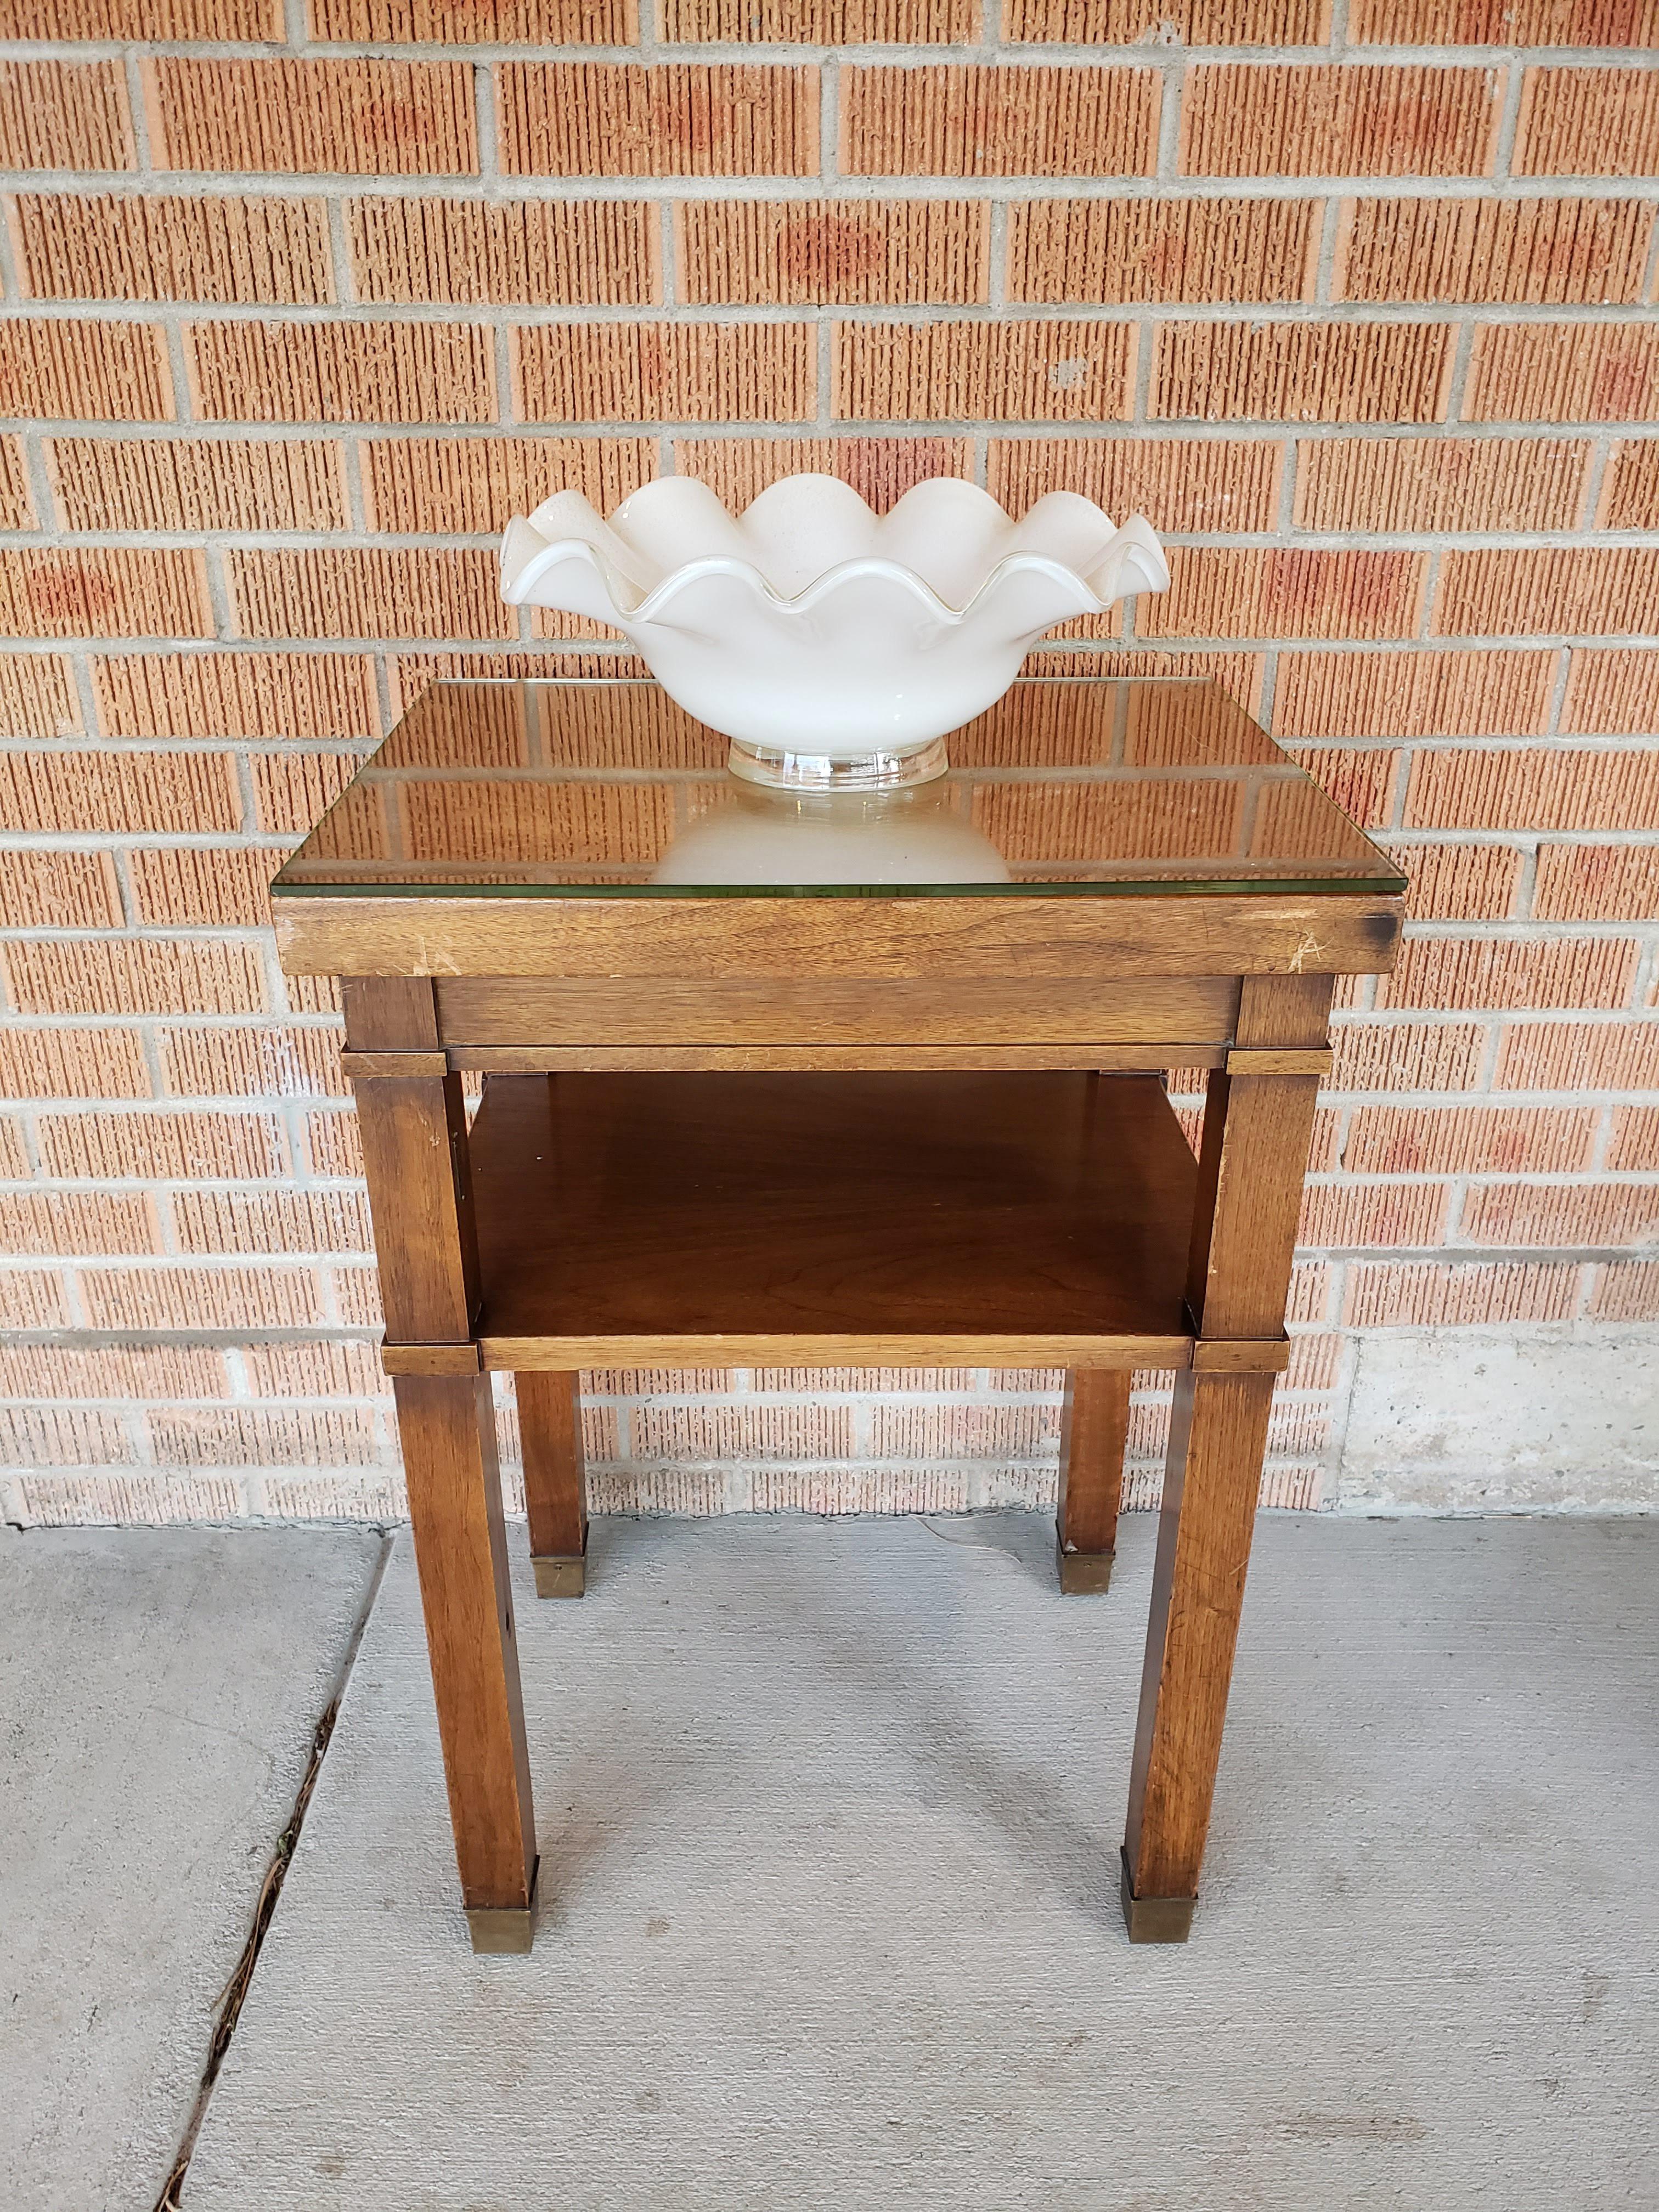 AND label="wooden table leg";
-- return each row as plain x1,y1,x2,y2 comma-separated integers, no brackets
344,981,538,1951
1120,1368,1274,1939
1056,1368,1128,1594
395,1371,539,1951
1119,973,1333,1940
519,1370,588,1599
